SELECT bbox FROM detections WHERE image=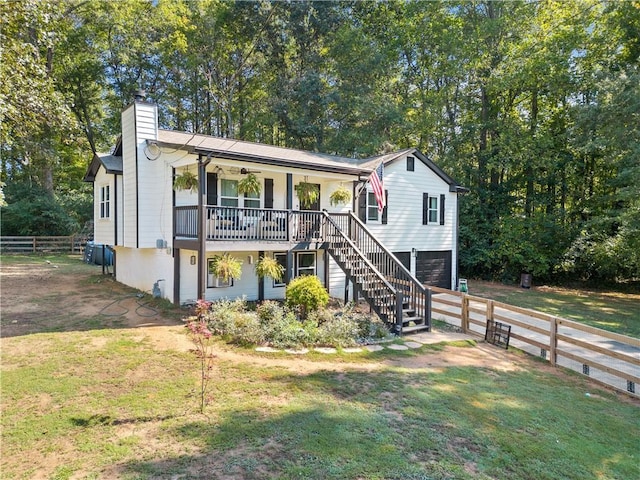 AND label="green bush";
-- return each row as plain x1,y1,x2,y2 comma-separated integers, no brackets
285,275,329,318
316,315,359,348
264,309,315,349
256,300,286,325
200,297,390,349
207,298,246,336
